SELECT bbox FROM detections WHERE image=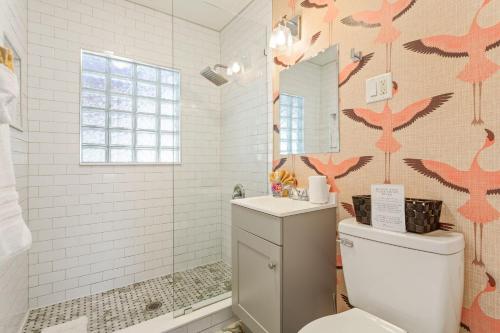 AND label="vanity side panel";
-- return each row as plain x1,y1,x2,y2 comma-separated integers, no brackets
282,208,337,333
